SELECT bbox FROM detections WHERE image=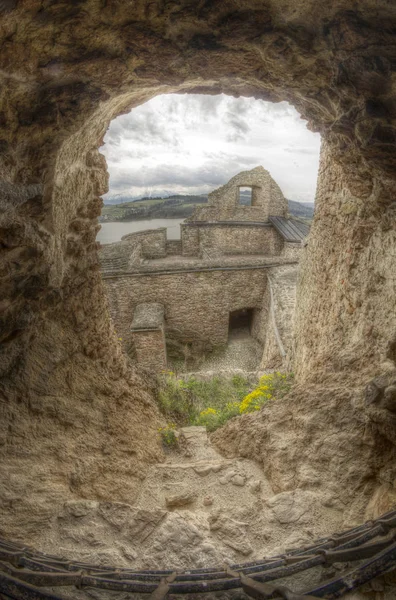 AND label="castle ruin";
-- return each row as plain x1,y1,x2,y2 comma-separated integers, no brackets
100,167,309,372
